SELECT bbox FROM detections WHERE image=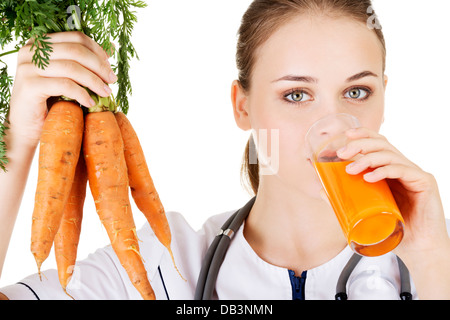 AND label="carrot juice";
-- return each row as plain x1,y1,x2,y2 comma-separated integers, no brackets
314,160,404,257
